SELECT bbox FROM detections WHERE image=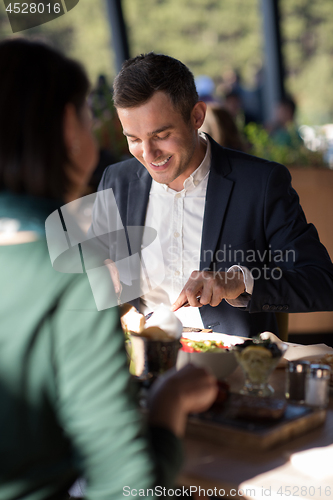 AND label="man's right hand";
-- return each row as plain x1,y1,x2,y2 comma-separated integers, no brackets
171,269,246,311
